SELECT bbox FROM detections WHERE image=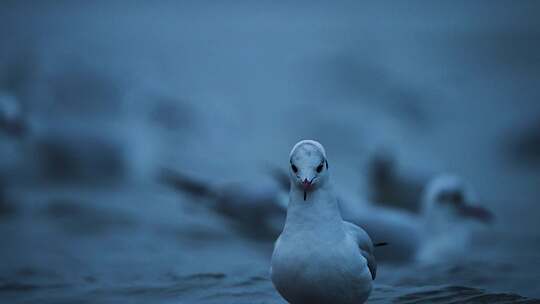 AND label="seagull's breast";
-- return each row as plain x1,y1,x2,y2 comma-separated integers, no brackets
271,231,372,304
